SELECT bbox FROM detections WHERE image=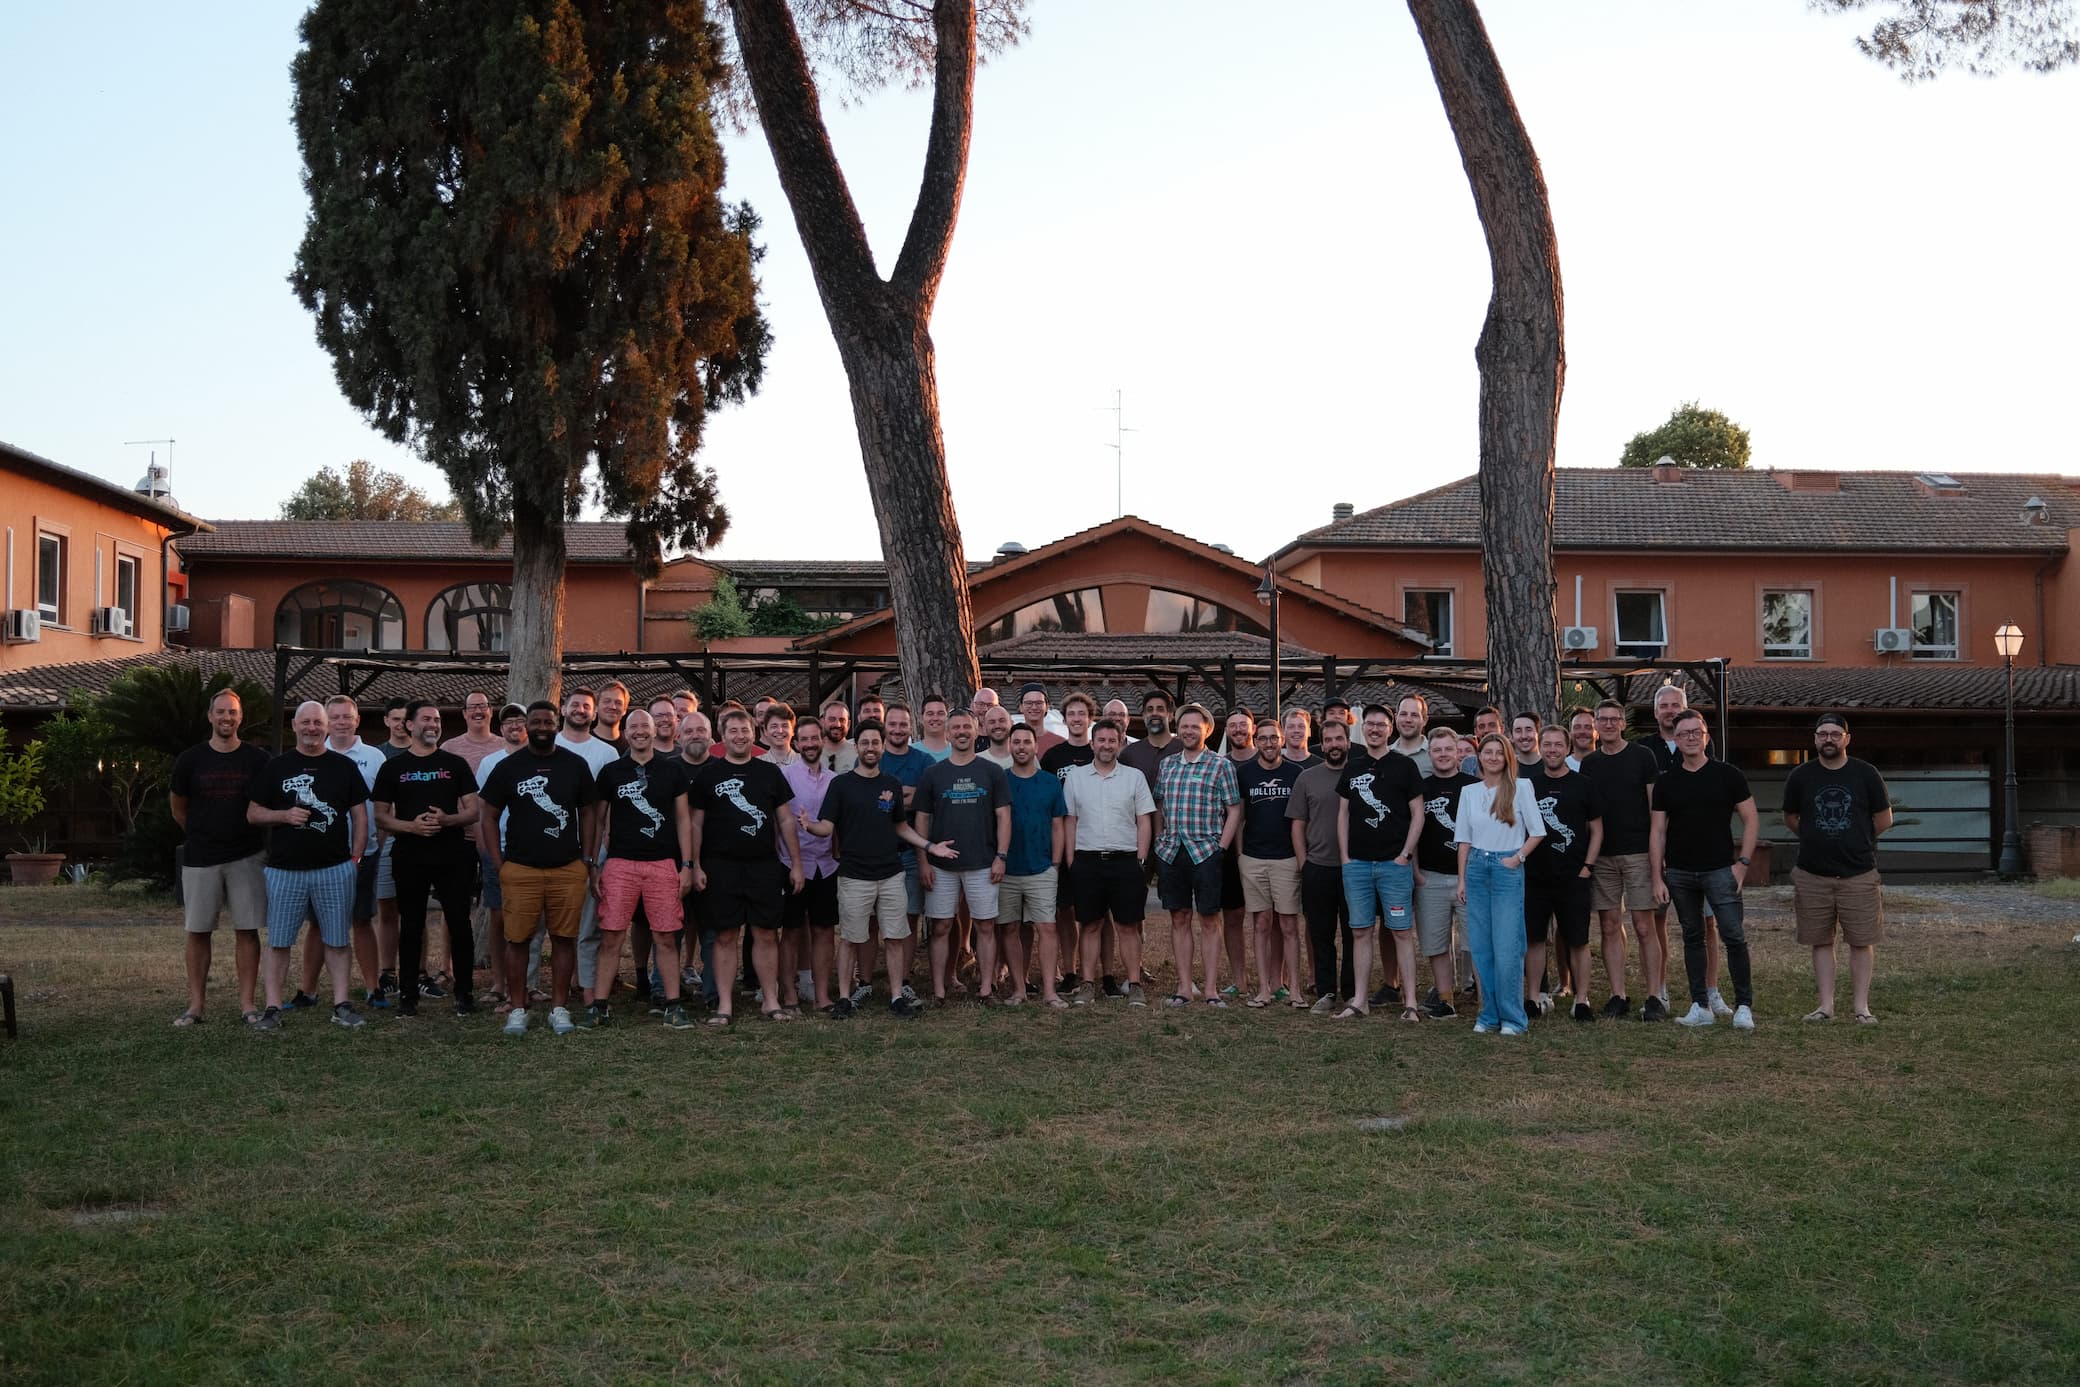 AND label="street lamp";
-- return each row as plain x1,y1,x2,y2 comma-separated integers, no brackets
1256,566,1280,721
1994,622,2026,877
